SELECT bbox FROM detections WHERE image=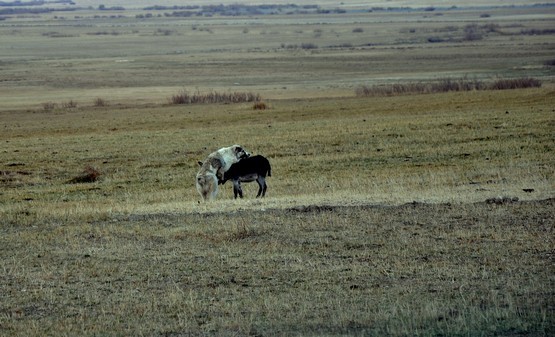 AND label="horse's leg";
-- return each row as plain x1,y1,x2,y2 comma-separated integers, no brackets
238,182,243,198
256,176,265,197
234,180,244,199
232,179,242,199
262,178,267,197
